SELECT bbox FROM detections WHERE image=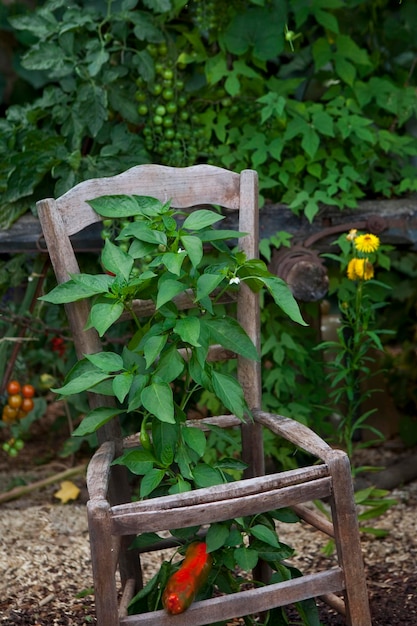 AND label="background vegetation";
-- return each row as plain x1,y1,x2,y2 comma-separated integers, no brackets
1,0,417,459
